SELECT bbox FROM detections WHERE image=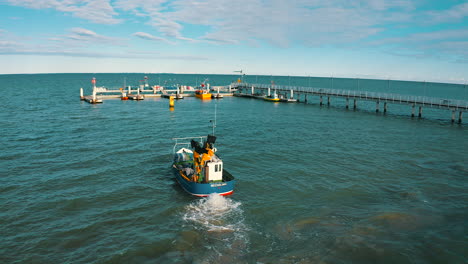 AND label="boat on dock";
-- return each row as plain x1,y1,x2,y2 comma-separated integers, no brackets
280,98,297,102
264,91,280,102
195,82,212,100
128,93,145,100
172,135,235,196
195,89,212,99
279,95,297,103
84,96,102,104
212,93,223,99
